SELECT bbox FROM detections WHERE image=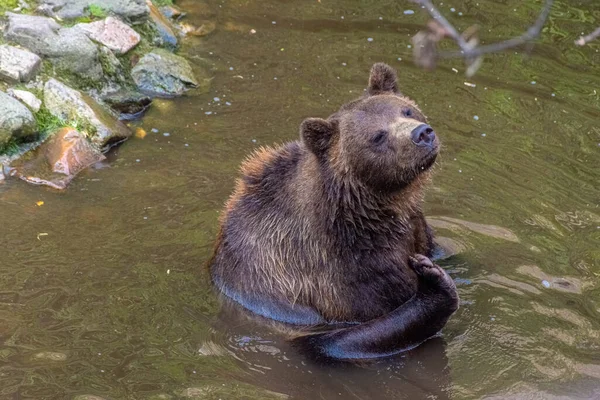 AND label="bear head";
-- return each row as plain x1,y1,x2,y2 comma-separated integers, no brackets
301,63,439,193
